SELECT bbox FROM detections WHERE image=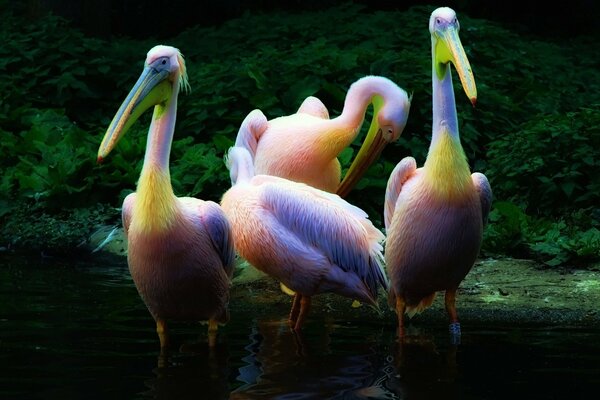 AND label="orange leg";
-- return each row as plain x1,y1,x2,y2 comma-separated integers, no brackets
445,289,461,336
288,294,301,329
395,296,407,339
207,319,219,348
156,318,170,351
293,296,312,331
